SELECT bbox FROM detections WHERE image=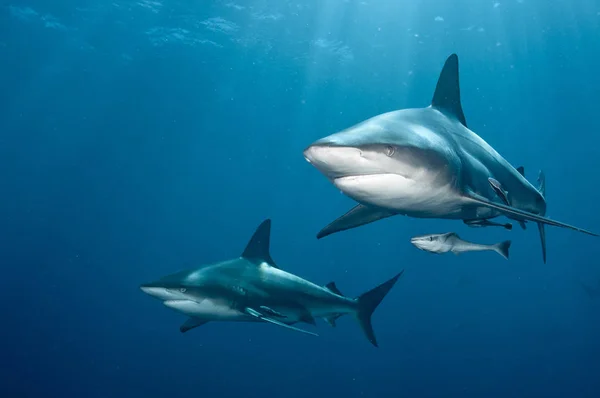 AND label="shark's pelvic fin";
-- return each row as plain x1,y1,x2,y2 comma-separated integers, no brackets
317,204,396,239
325,281,344,297
517,166,525,177
242,219,279,268
245,307,318,336
431,53,467,127
323,314,343,328
180,318,209,333
355,270,404,347
465,192,598,237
